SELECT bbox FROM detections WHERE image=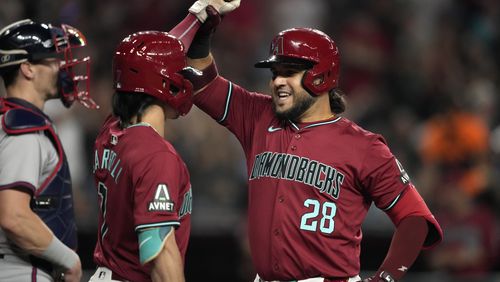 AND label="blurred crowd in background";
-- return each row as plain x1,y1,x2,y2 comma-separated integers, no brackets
1,0,500,281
